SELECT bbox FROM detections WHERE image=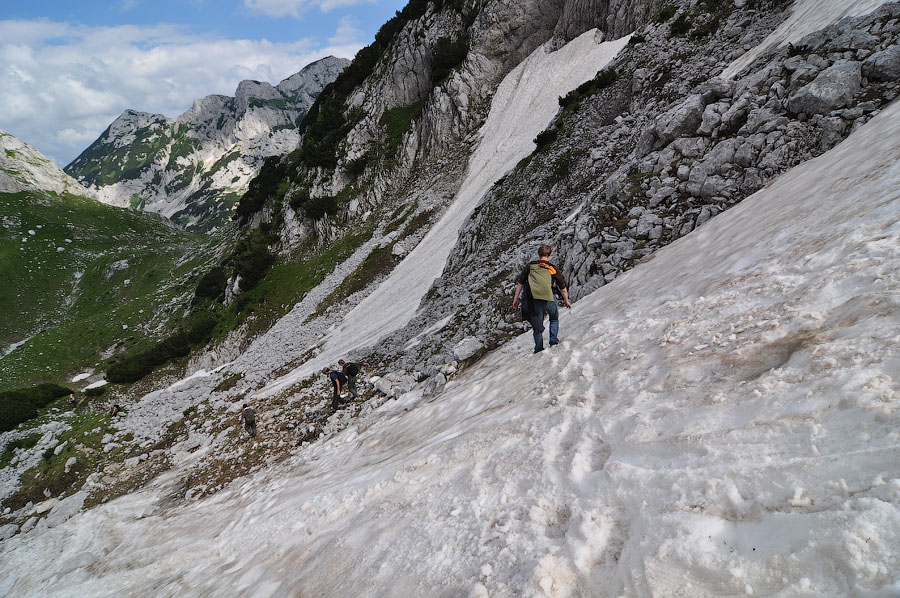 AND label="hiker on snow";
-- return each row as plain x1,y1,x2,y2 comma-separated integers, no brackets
512,244,572,353
338,359,368,400
323,367,348,411
240,403,257,437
